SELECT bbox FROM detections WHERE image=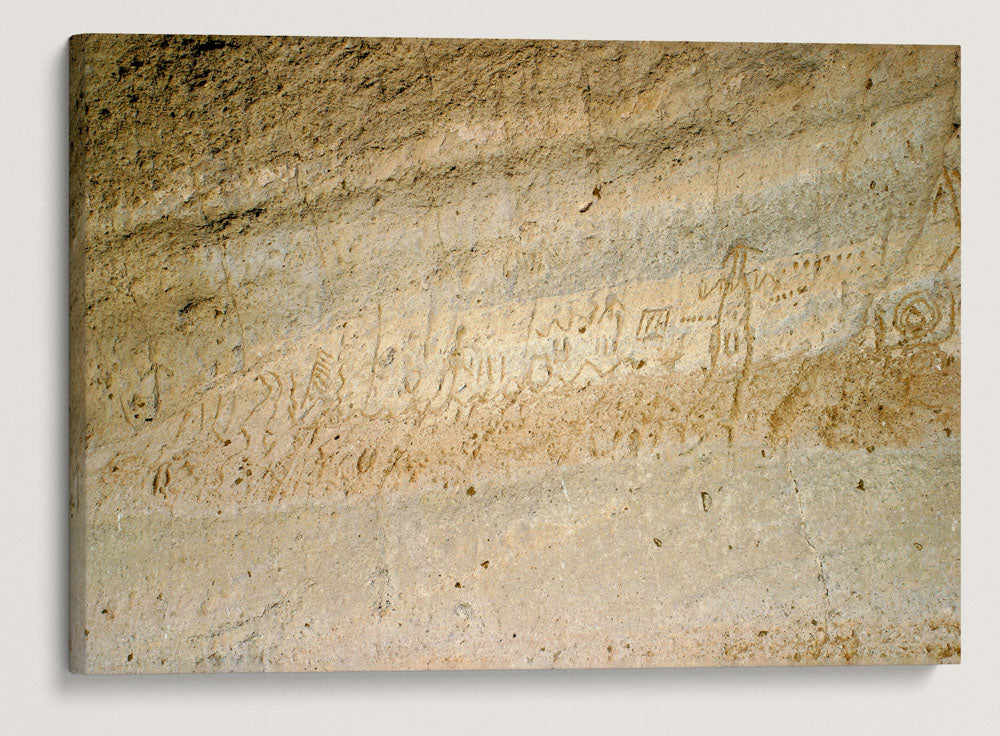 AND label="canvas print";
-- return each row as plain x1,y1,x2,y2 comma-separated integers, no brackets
69,35,960,672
